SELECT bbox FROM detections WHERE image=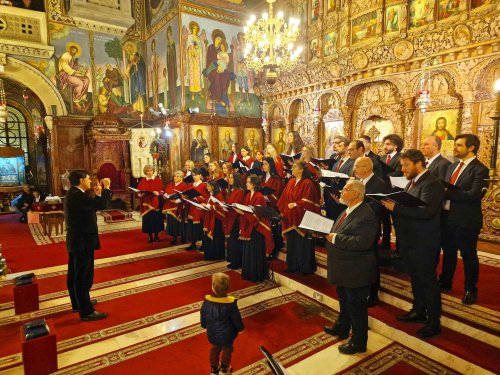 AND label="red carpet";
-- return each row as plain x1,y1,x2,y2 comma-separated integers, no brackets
0,214,172,271
0,270,263,363
0,250,205,306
